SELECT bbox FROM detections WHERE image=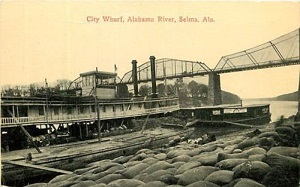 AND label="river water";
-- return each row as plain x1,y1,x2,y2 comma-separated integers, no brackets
243,99,298,122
